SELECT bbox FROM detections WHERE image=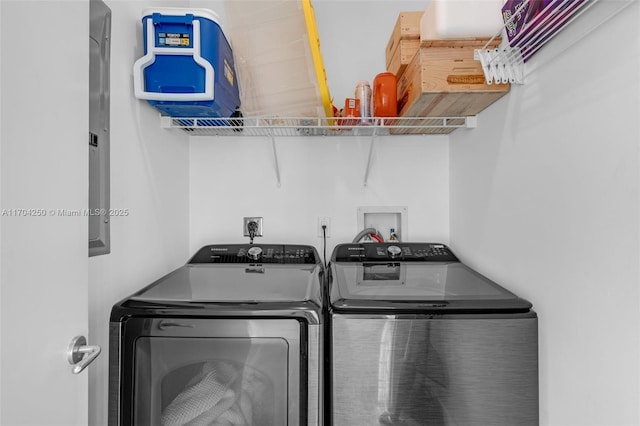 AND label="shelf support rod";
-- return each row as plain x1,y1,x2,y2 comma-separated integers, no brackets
270,135,281,188
363,130,378,187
